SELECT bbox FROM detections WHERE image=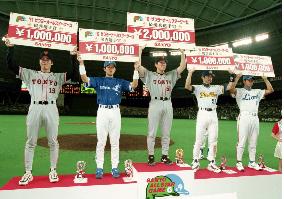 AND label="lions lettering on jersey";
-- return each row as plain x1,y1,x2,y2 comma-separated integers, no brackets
235,88,265,112
242,93,258,100
89,77,131,105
